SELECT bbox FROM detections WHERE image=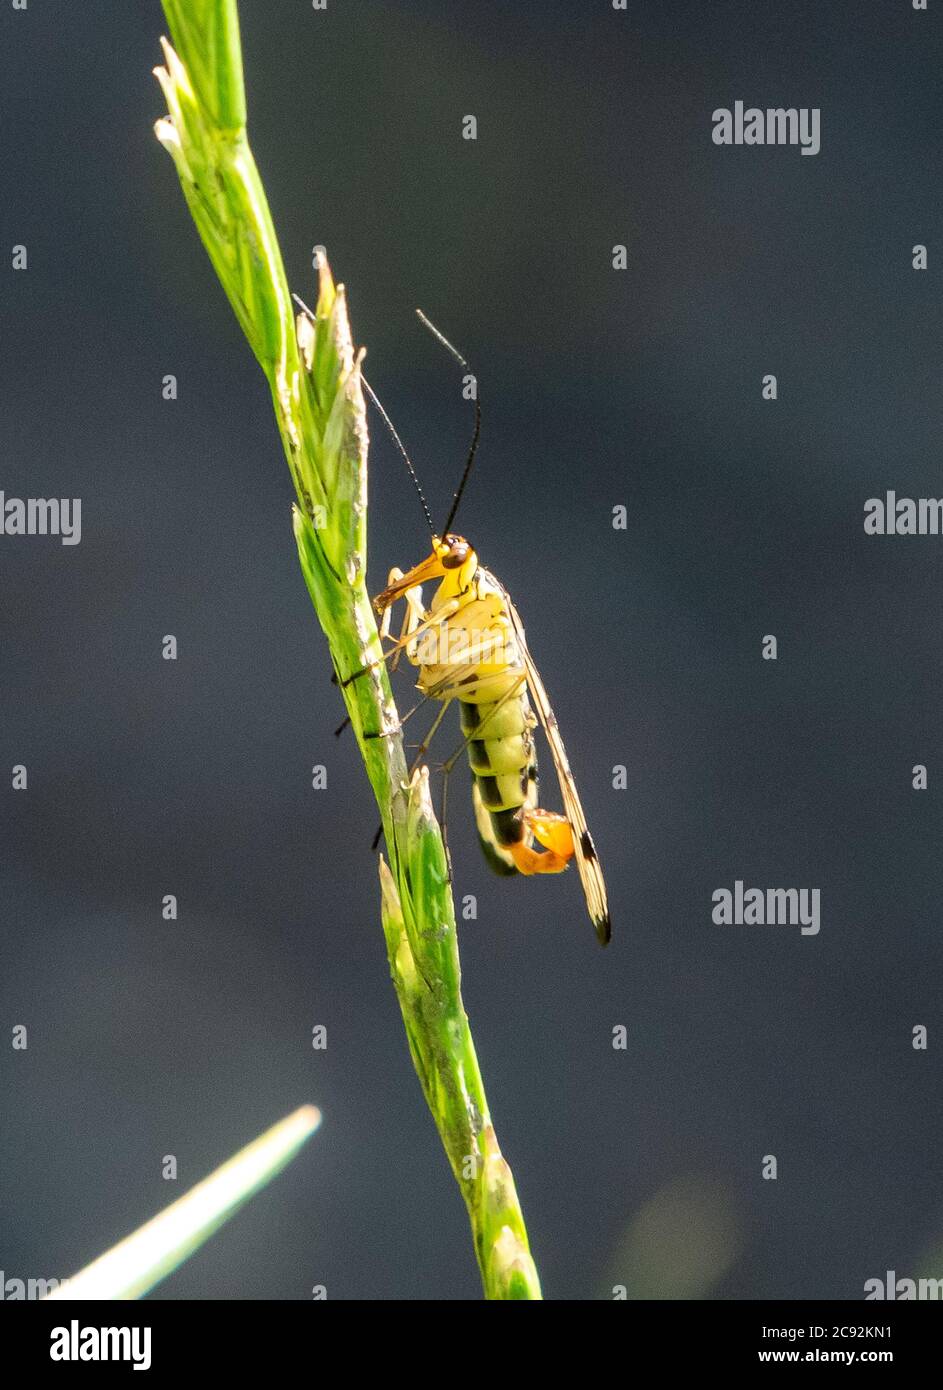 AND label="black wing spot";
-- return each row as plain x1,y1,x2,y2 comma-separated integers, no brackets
580,830,598,862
